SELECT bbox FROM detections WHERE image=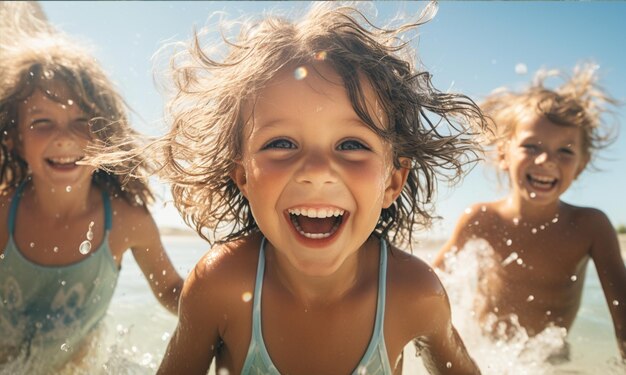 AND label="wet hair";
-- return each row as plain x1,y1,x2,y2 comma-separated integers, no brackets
0,24,153,207
159,2,487,247
482,63,619,170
